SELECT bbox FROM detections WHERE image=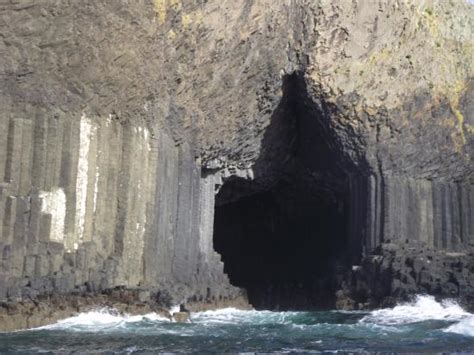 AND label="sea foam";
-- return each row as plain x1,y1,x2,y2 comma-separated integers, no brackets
445,316,474,337
38,308,169,331
191,308,300,325
360,295,470,325
32,296,474,338
358,295,474,337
